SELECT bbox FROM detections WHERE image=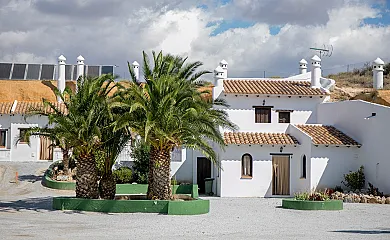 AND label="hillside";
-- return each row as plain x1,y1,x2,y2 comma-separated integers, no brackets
328,63,390,104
